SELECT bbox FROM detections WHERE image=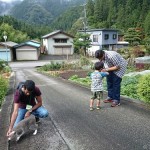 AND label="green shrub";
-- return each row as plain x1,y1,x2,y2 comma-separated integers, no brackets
137,74,150,103
4,65,11,73
69,75,79,80
0,60,6,71
79,55,91,66
38,62,62,71
0,76,8,107
121,75,141,99
69,75,91,86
